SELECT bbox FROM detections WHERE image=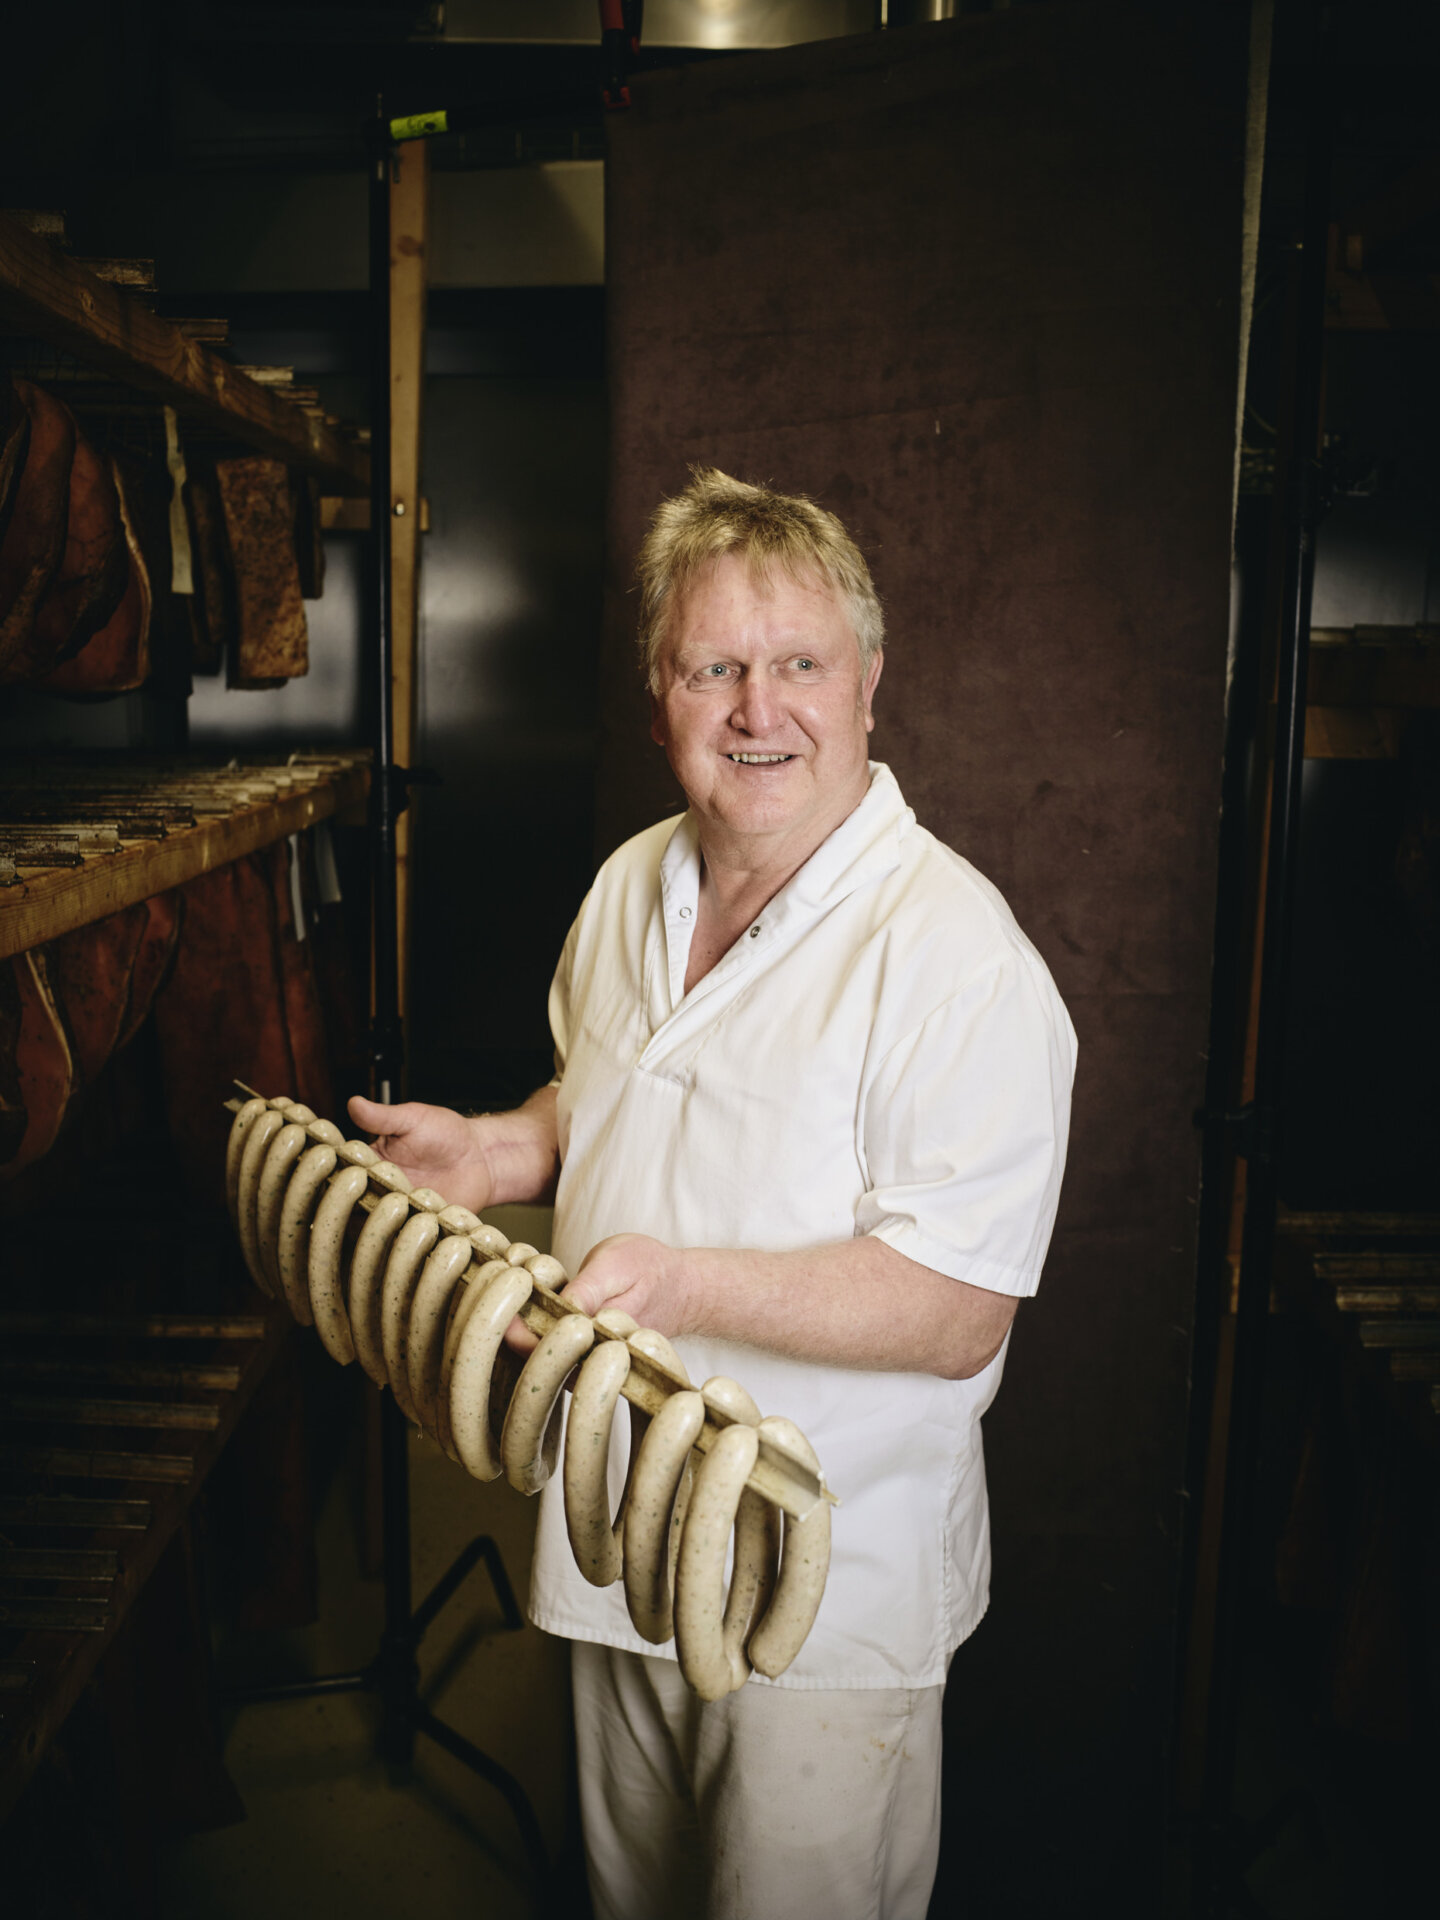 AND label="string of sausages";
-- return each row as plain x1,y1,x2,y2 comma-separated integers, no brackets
224,1091,833,1699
